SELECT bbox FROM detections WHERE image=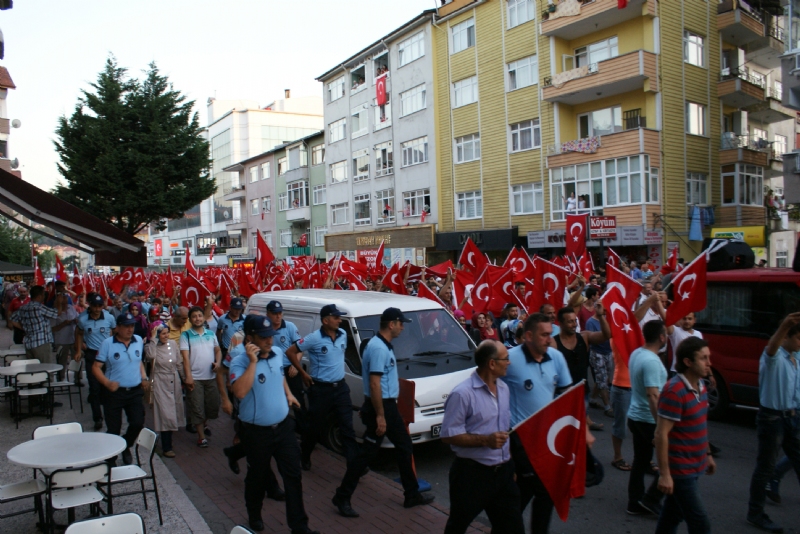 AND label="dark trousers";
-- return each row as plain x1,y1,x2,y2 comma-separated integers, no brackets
336,398,419,500
228,403,281,493
161,431,173,452
13,327,24,345
655,475,711,534
301,380,358,463
285,367,307,435
85,349,103,422
748,410,800,516
627,418,663,508
510,433,554,534
241,418,309,531
102,386,145,450
444,458,524,534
